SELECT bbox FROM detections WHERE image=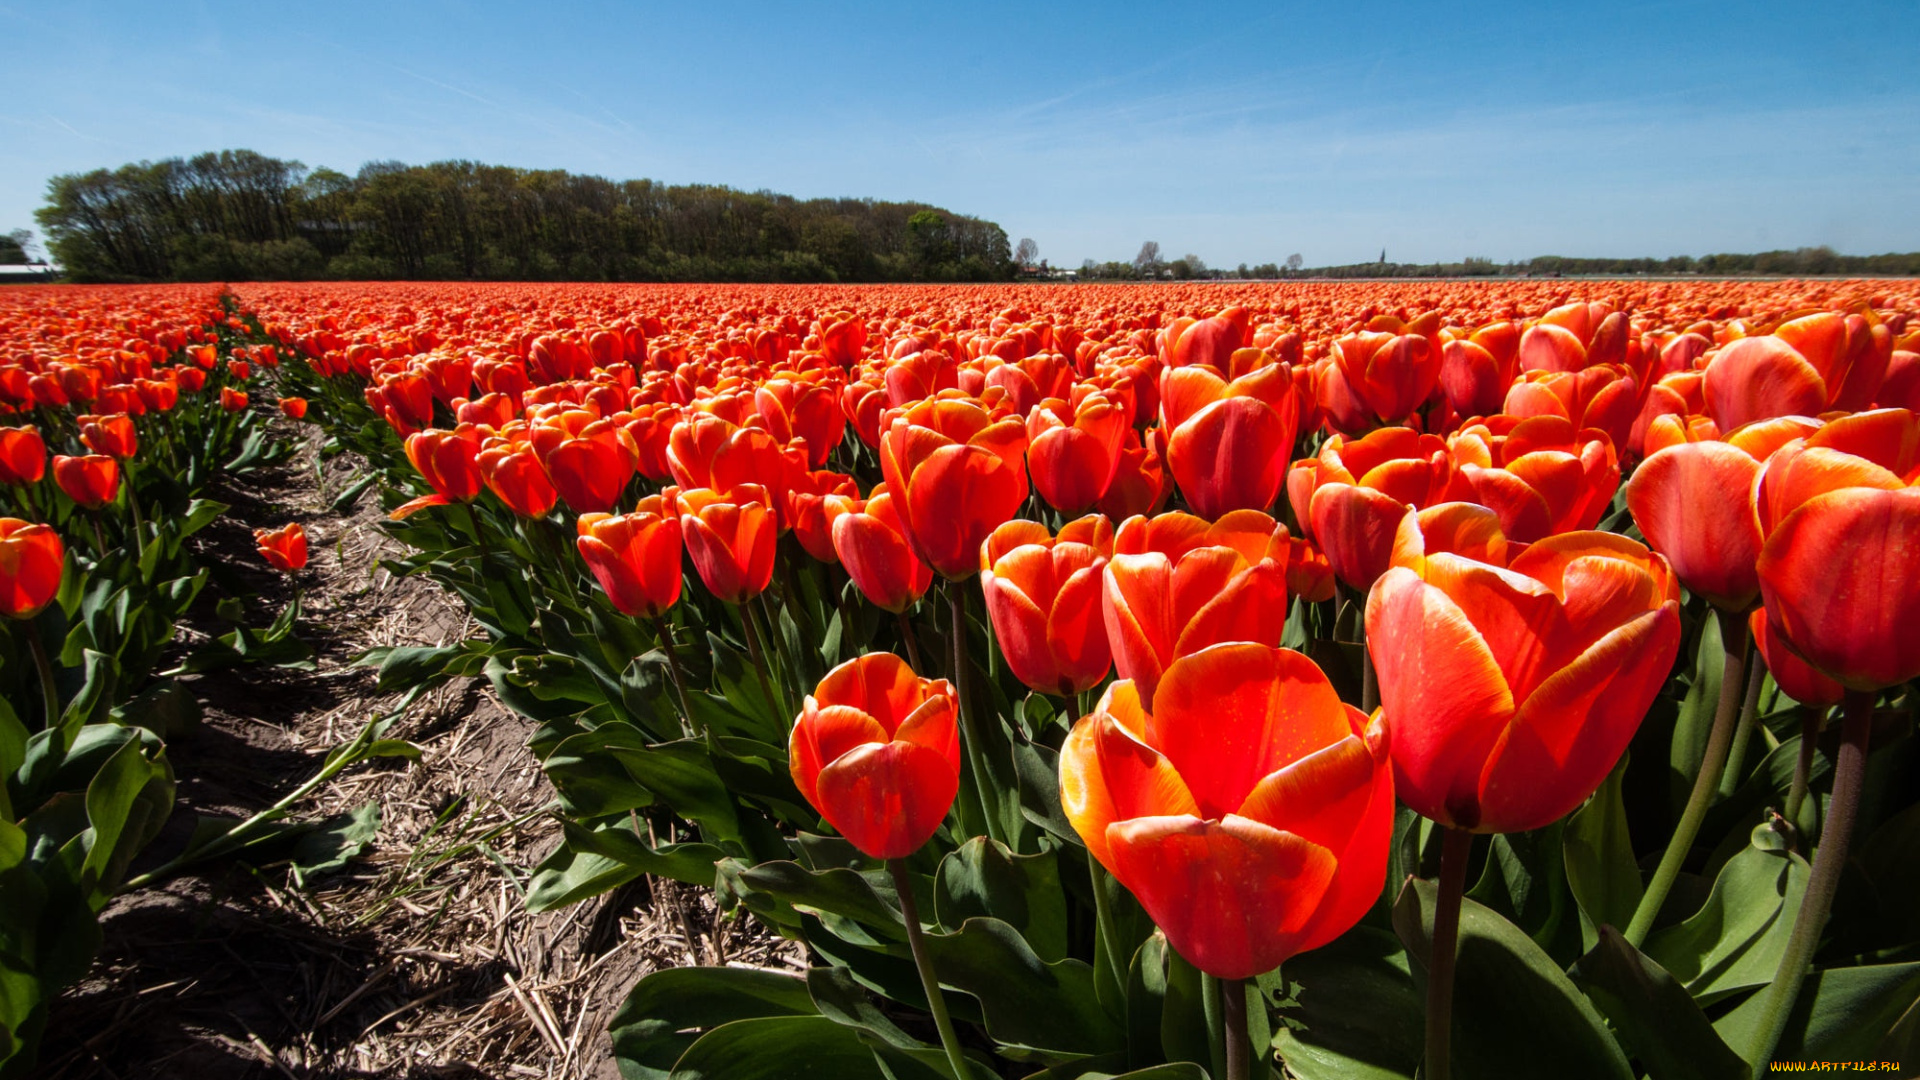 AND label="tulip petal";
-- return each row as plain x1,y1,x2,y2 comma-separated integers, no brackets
1624,443,1763,609
1104,814,1336,980
1476,603,1681,832
1148,643,1352,819
815,741,959,860
1757,487,1920,691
